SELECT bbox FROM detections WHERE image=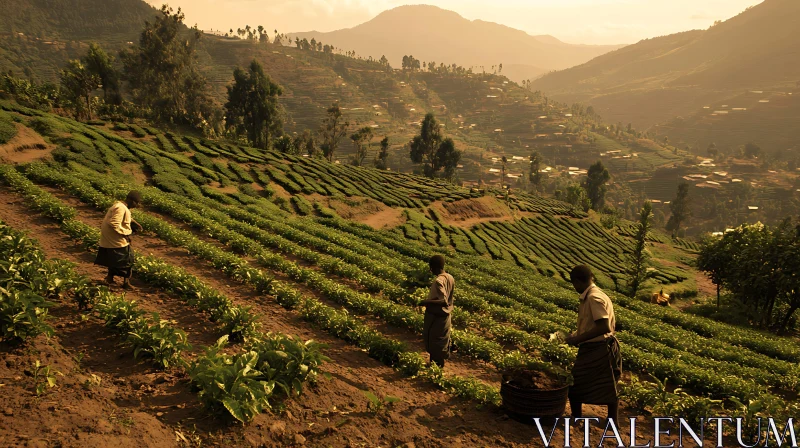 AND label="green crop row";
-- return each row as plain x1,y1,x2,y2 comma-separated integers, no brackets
11,162,512,409
0,220,73,341
48,164,800,405
0,165,329,422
